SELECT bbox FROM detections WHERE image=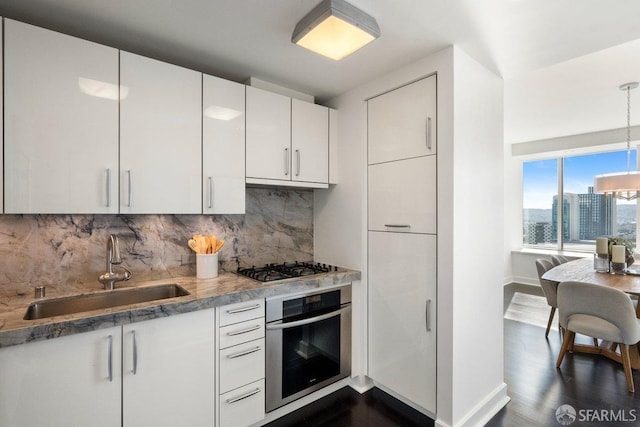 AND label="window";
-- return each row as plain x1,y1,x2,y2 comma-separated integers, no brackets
523,149,637,252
